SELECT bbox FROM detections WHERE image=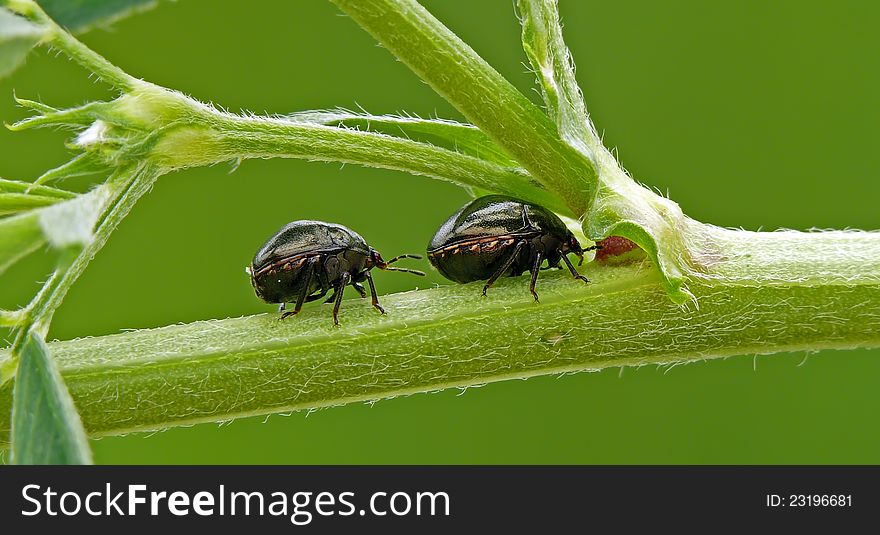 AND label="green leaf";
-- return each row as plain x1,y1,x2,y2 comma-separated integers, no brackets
0,209,44,276
290,110,517,166
0,165,158,386
40,0,158,34
0,186,106,276
0,192,66,215
10,332,92,464
288,109,532,200
0,177,77,215
35,186,109,248
0,7,46,79
0,177,77,198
